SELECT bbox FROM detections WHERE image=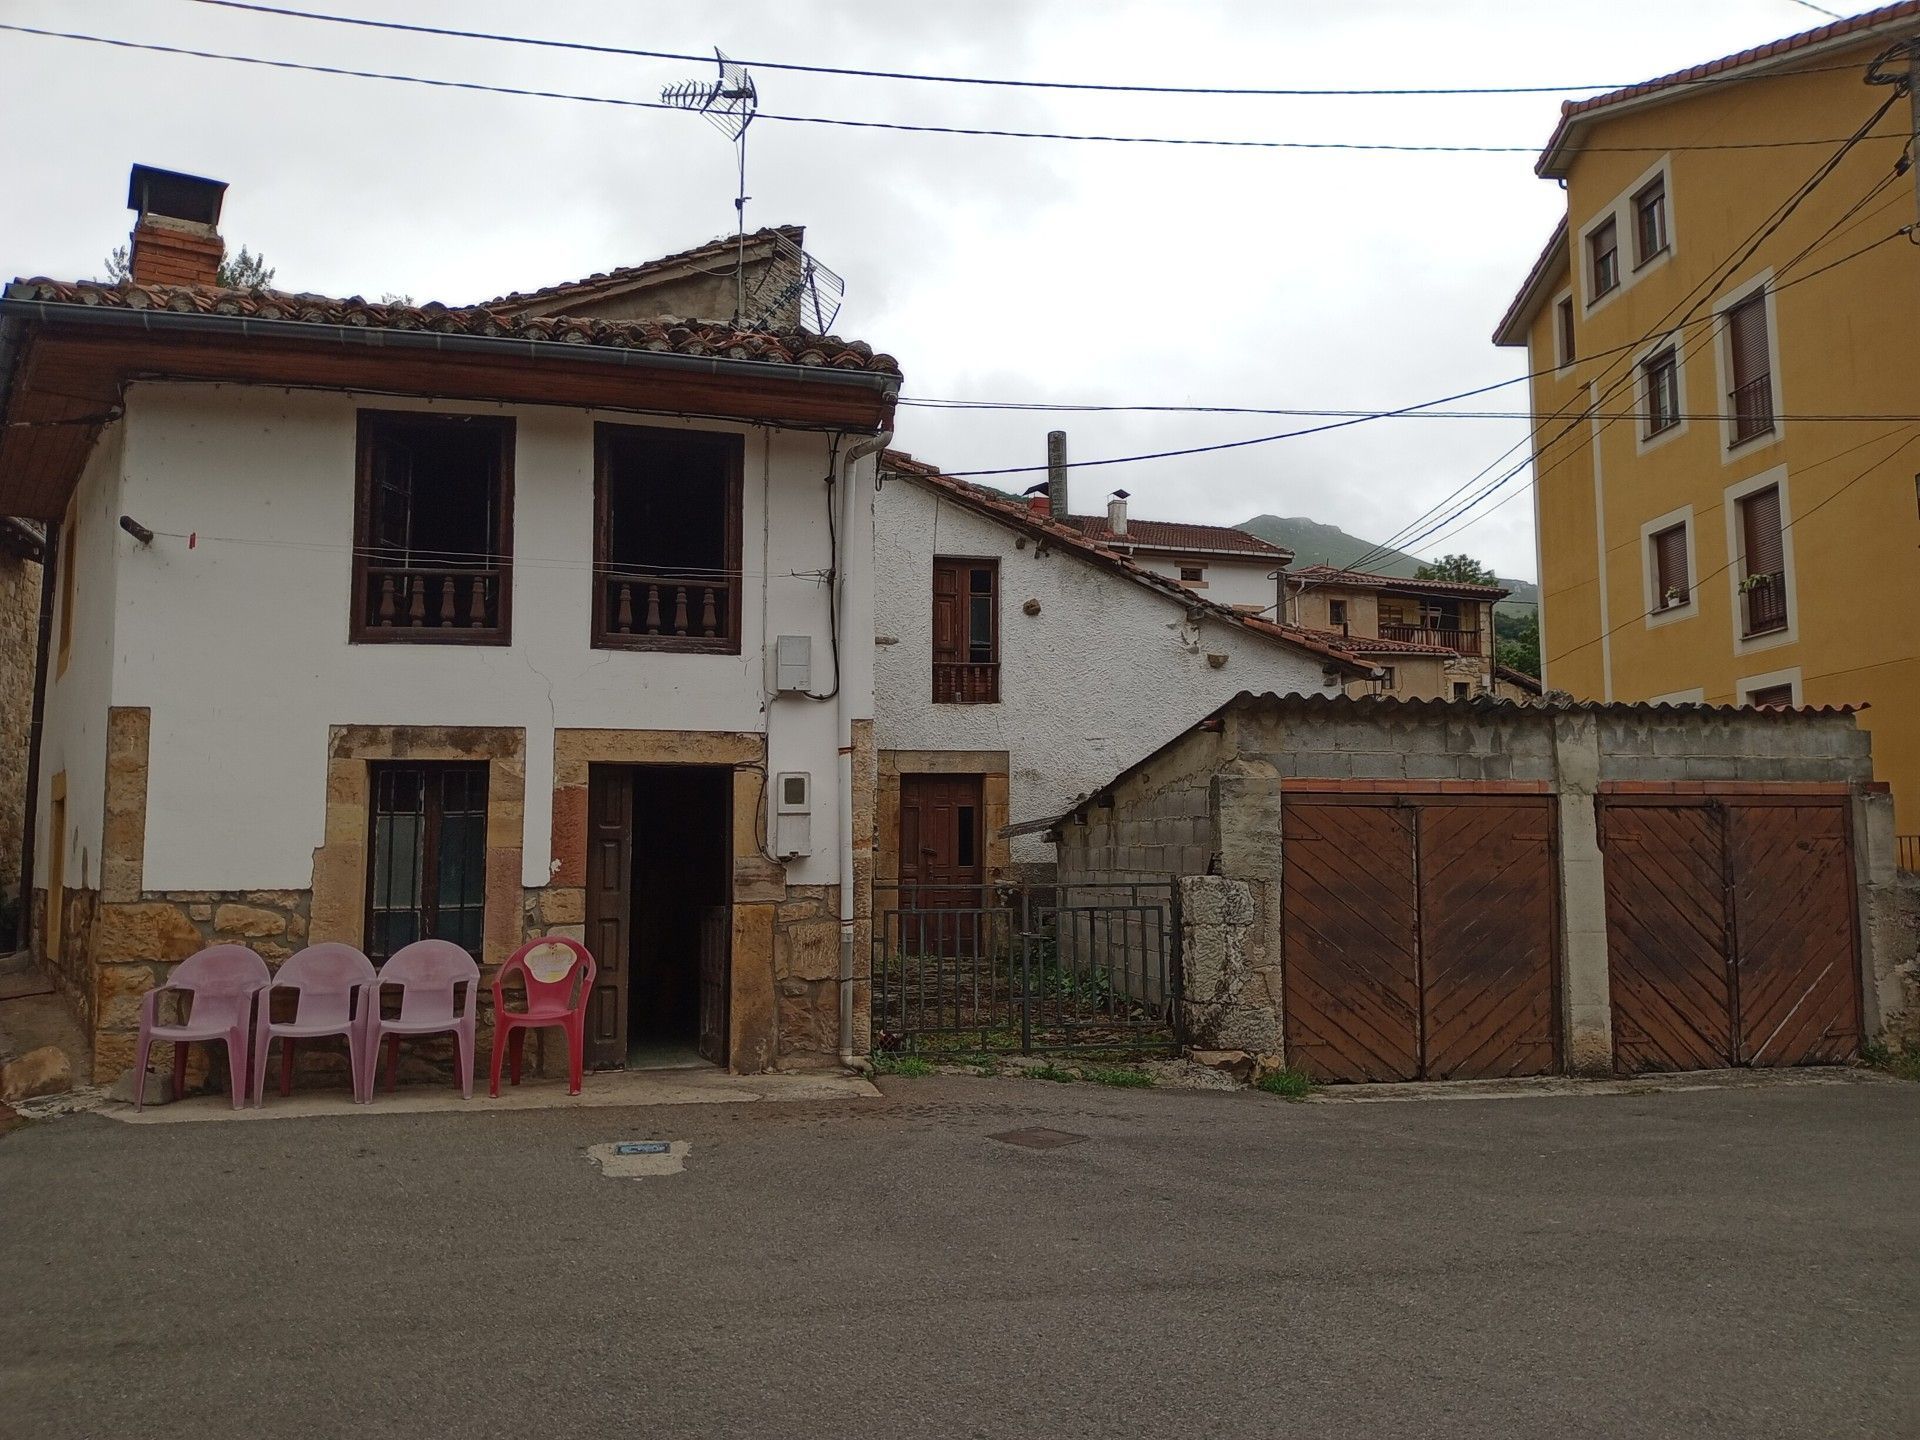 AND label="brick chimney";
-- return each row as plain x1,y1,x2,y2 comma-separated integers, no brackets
125,164,228,287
